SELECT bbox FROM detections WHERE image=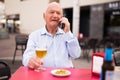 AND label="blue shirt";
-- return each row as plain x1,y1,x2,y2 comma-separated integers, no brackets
22,26,81,68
